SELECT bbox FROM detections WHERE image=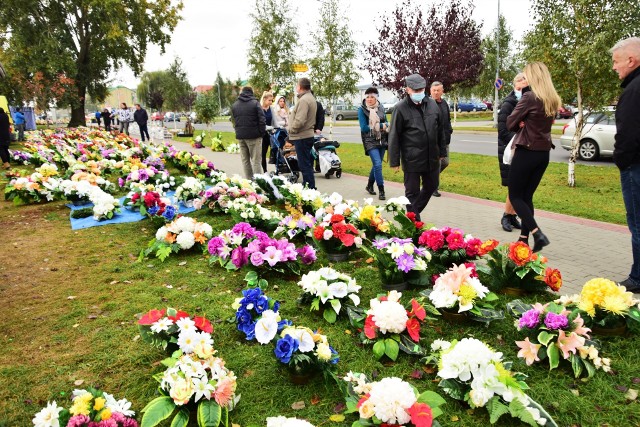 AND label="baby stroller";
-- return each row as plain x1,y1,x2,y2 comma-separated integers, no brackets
314,137,342,179
269,128,300,183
